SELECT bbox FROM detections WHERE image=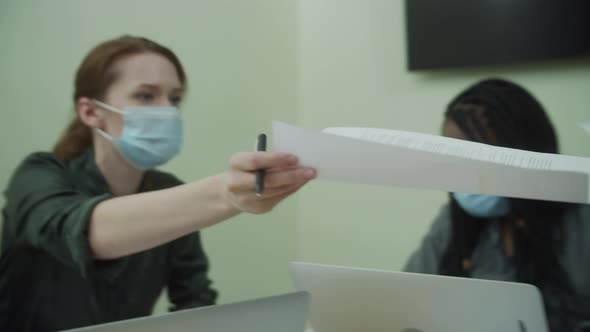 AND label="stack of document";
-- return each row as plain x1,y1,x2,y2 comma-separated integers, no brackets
272,121,590,204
